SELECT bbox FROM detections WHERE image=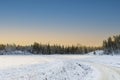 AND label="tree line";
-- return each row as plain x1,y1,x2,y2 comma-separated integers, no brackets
0,43,99,55
103,34,120,55
31,42,100,54
1,34,119,55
